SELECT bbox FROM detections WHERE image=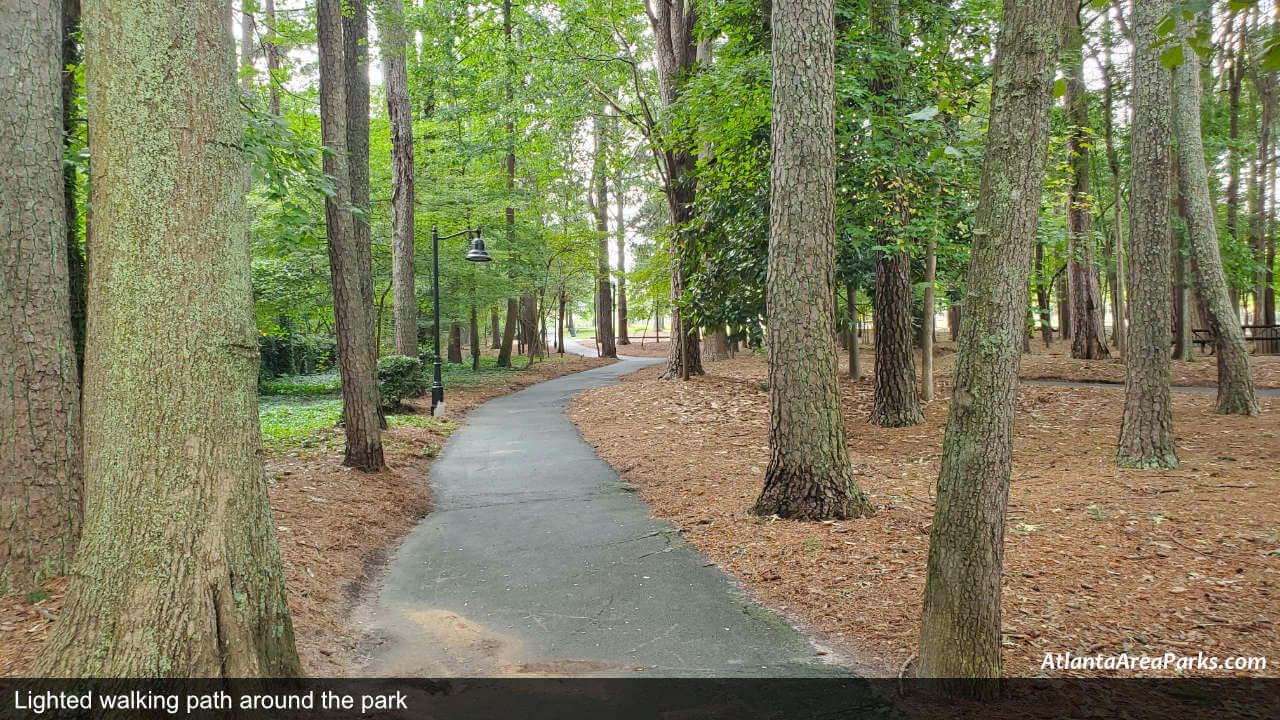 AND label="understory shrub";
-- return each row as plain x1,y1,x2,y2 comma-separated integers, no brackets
378,354,426,411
